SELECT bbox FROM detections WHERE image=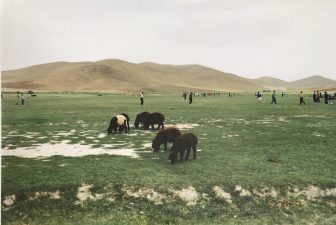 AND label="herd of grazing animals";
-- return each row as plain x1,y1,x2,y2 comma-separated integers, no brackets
107,112,198,164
